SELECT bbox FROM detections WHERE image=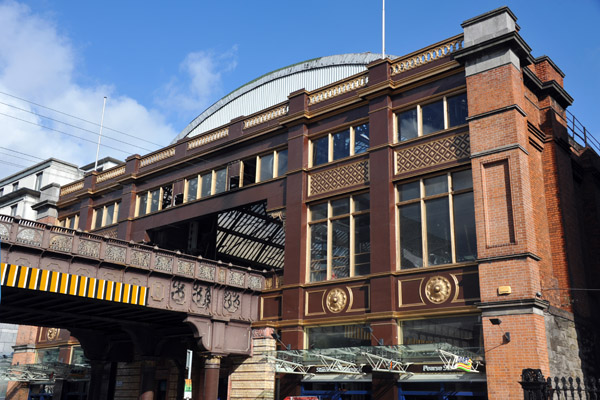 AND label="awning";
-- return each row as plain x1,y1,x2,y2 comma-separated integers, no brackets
267,343,483,376
0,361,90,382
